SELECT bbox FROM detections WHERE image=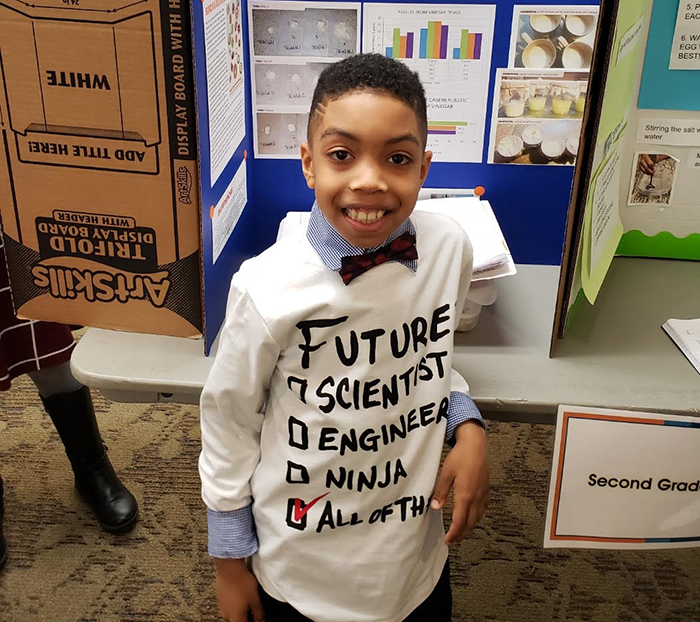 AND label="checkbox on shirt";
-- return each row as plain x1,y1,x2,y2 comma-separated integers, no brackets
285,497,308,531
286,460,310,484
288,416,309,450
